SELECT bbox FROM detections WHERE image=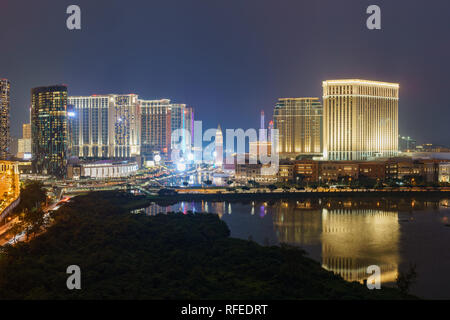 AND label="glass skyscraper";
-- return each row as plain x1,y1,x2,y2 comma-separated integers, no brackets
31,85,68,177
